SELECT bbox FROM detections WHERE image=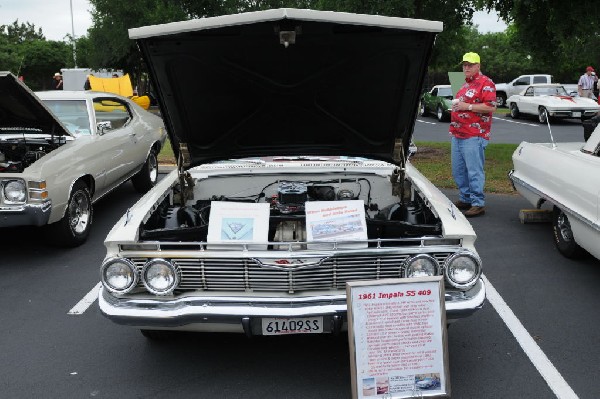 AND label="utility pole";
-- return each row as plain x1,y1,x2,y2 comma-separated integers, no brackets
70,0,77,67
